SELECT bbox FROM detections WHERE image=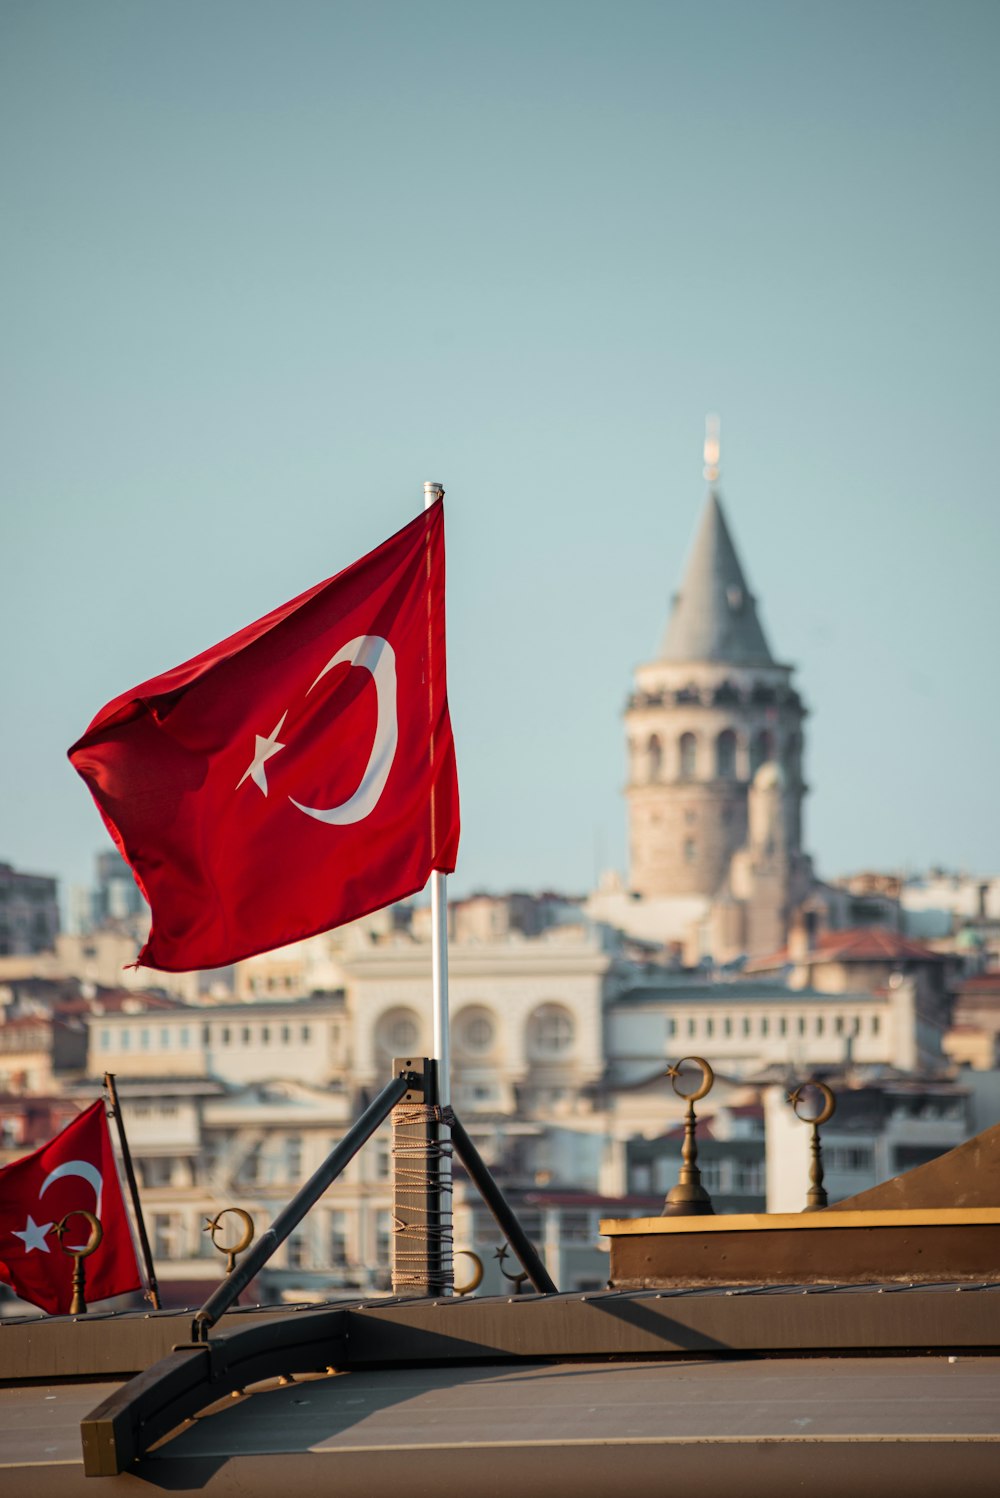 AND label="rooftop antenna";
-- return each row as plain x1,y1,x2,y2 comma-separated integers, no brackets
703,413,721,485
